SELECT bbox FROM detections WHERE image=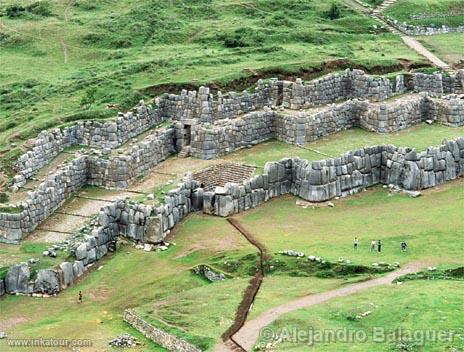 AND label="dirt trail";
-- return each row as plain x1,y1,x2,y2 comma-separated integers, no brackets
61,0,75,64
218,261,426,351
342,0,451,71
